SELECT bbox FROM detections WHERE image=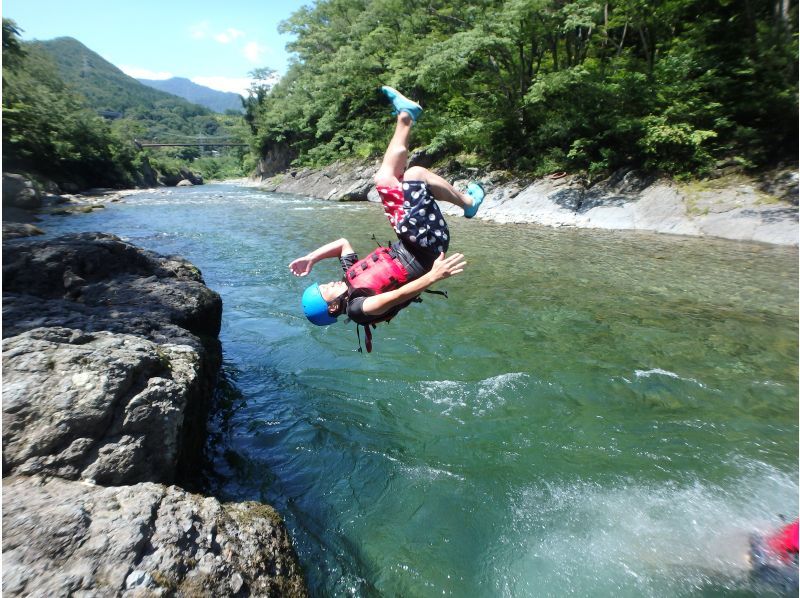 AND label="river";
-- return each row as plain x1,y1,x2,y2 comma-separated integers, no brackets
36,184,798,597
